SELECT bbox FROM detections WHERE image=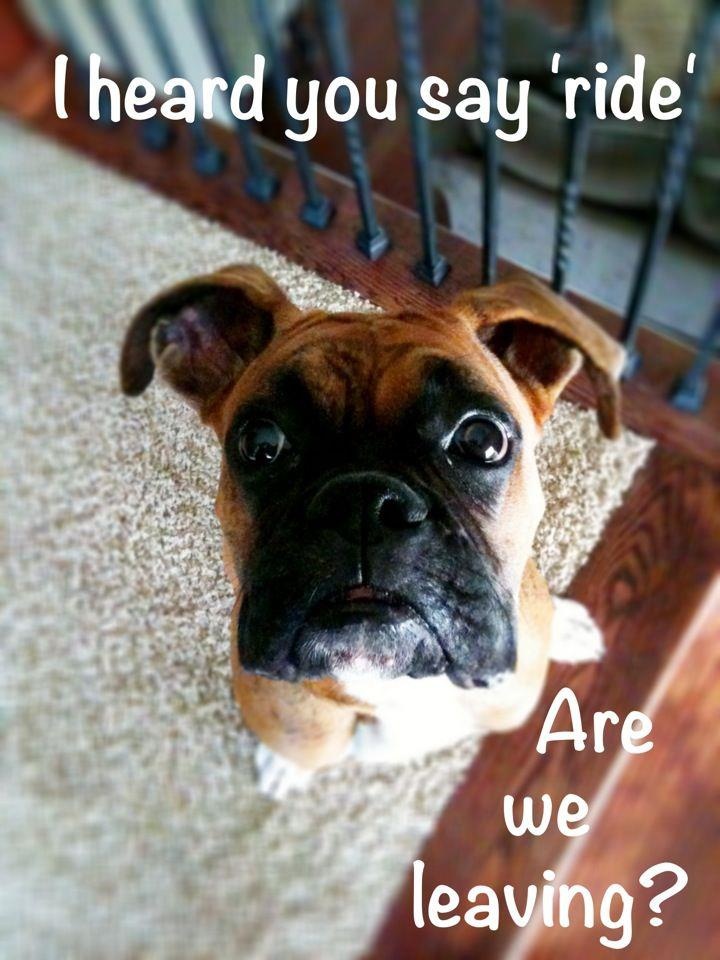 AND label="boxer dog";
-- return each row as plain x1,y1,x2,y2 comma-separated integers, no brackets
120,264,623,798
